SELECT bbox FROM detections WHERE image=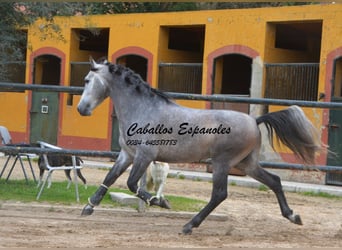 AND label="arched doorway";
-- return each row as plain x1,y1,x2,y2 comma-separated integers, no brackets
212,54,252,113
30,54,61,144
117,55,148,81
111,54,148,151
